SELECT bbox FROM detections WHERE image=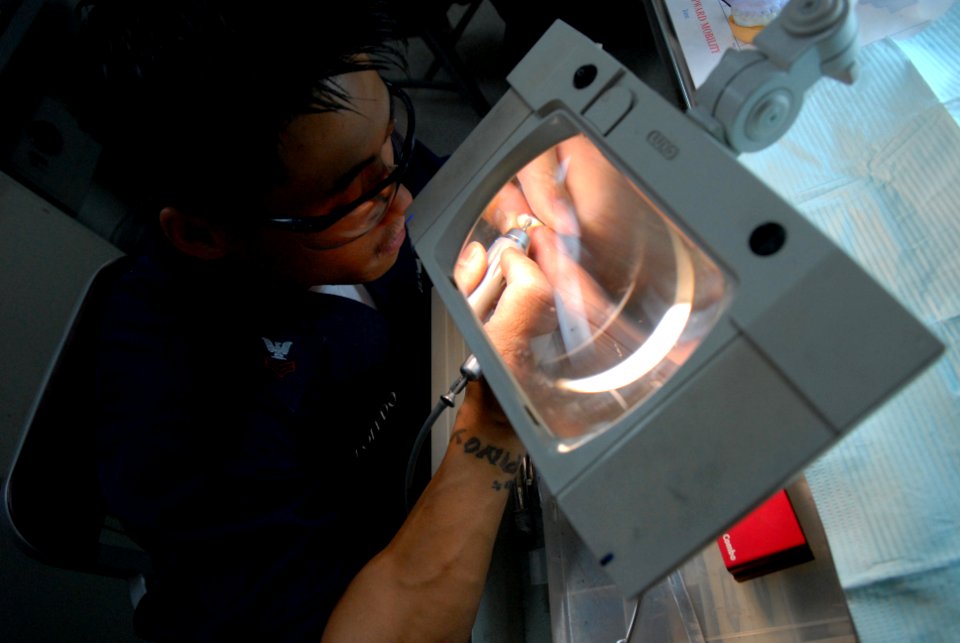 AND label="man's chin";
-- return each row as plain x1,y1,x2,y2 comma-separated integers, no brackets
377,220,407,257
